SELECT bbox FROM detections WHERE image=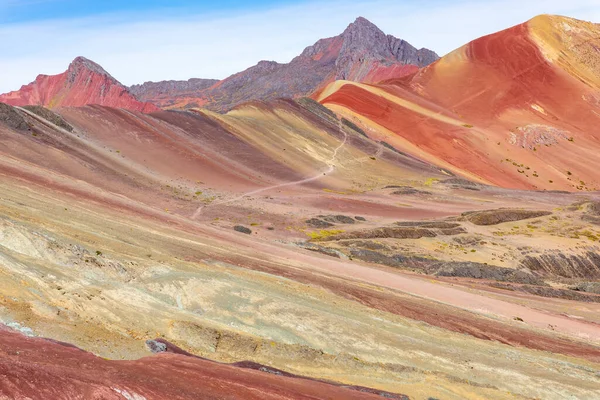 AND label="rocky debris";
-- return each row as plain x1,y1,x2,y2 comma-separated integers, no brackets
130,78,219,105
354,216,367,221
348,249,544,284
509,124,570,149
296,242,348,260
315,221,468,242
295,97,339,124
442,178,486,190
23,105,73,132
341,240,390,251
295,242,348,259
0,103,28,131
146,339,168,353
335,16,438,81
233,225,252,235
307,215,359,228
587,202,600,215
390,187,431,195
318,227,437,241
571,282,600,294
462,209,552,225
491,283,600,303
395,221,462,229
396,221,466,236
306,218,334,228
582,202,600,225
341,118,368,137
319,215,356,224
521,251,600,278
433,262,543,285
380,141,405,155
349,249,422,267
